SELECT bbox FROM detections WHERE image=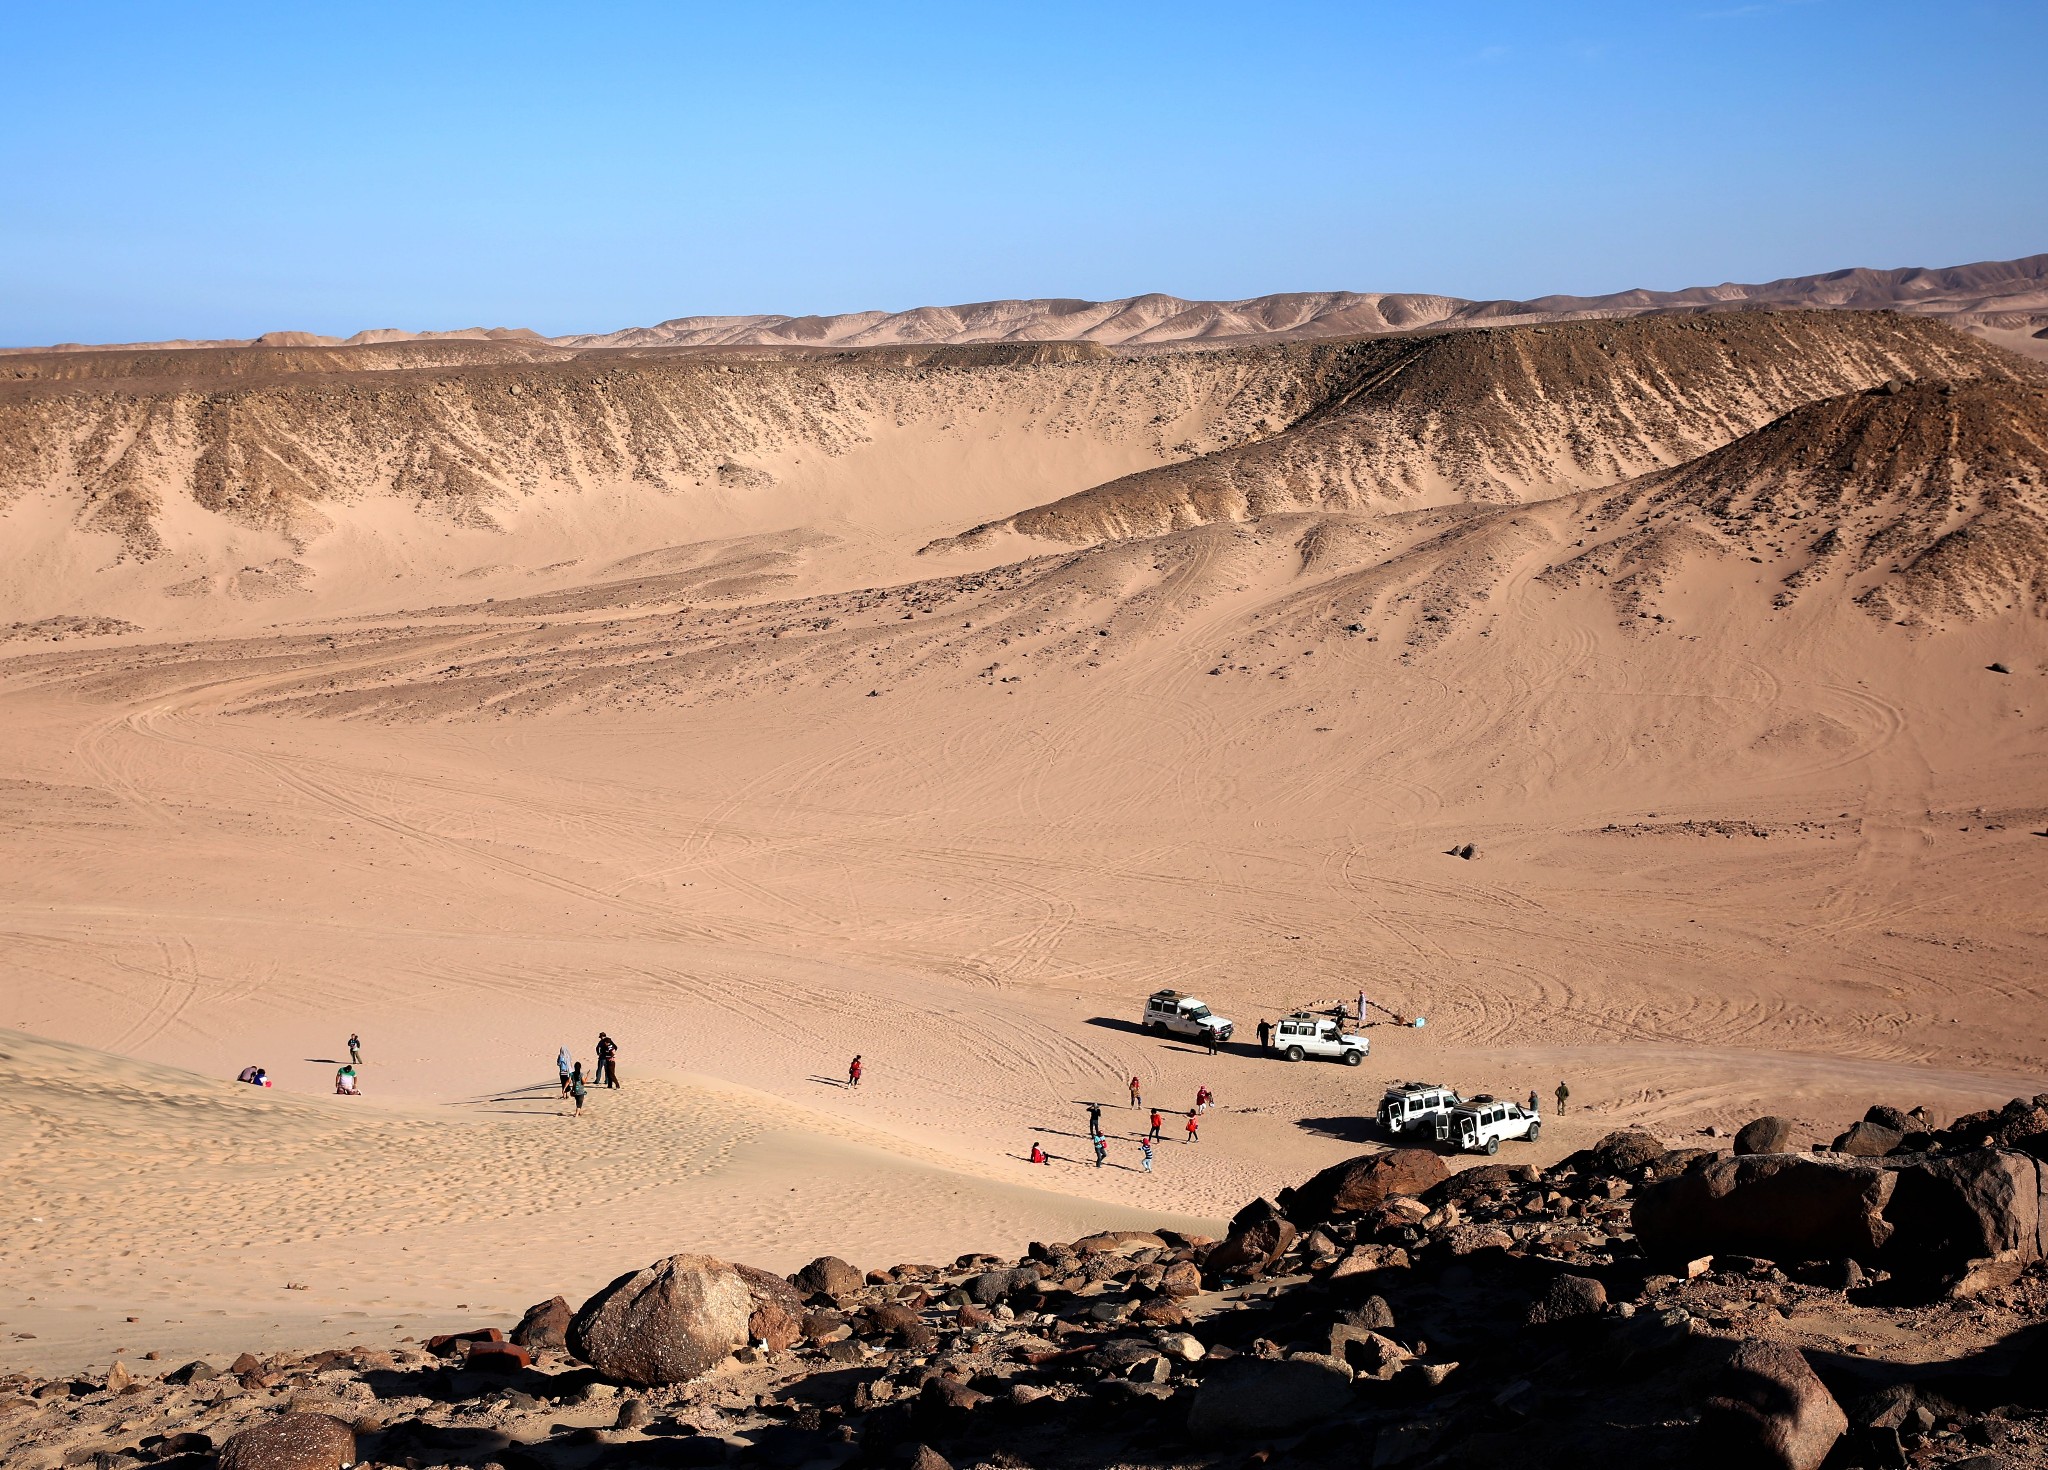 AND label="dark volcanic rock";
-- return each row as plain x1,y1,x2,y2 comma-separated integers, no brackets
217,1413,356,1470
1527,1273,1609,1324
1832,1120,1905,1157
568,1253,752,1386
790,1255,865,1300
1185,1355,1354,1435
1582,1130,1667,1175
961,1266,1039,1304
1702,1339,1847,1470
1735,1117,1797,1155
1633,1152,1897,1263
1207,1197,1299,1276
1278,1148,1449,1225
510,1295,572,1351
